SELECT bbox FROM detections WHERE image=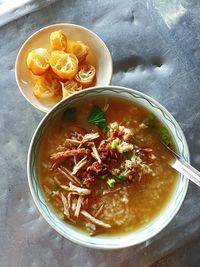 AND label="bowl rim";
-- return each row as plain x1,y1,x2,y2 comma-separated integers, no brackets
27,85,189,249
15,23,113,113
